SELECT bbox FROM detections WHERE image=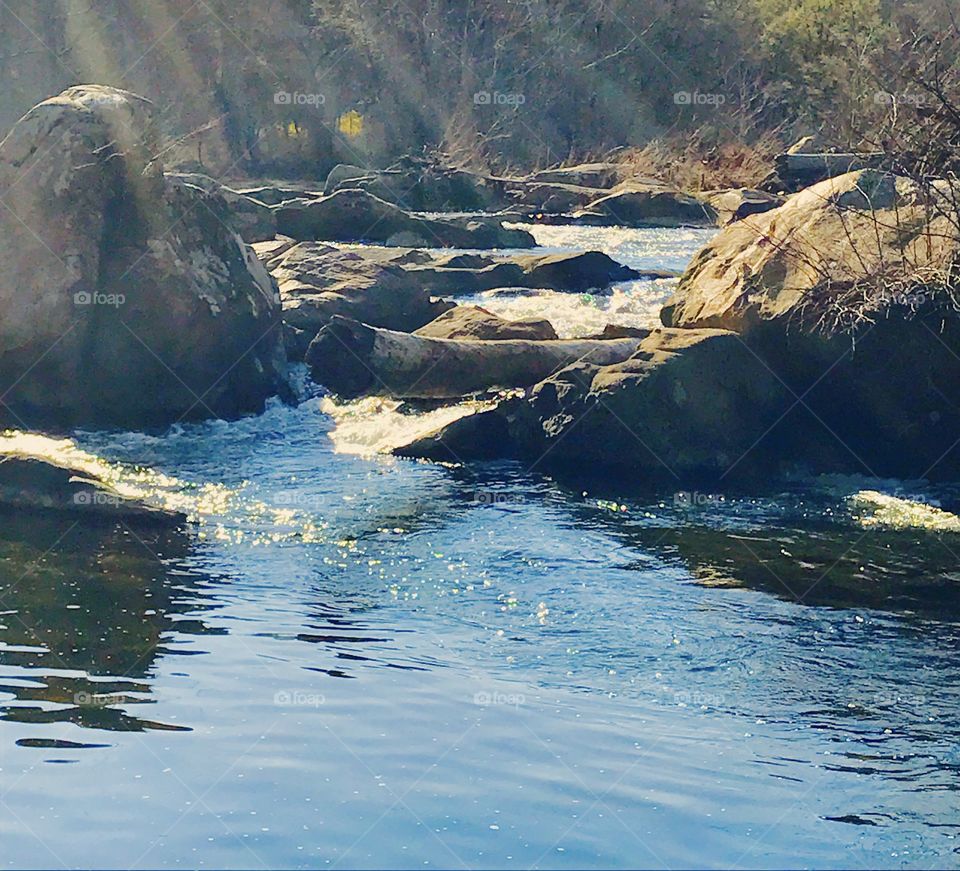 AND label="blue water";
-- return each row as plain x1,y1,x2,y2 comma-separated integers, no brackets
0,227,958,870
